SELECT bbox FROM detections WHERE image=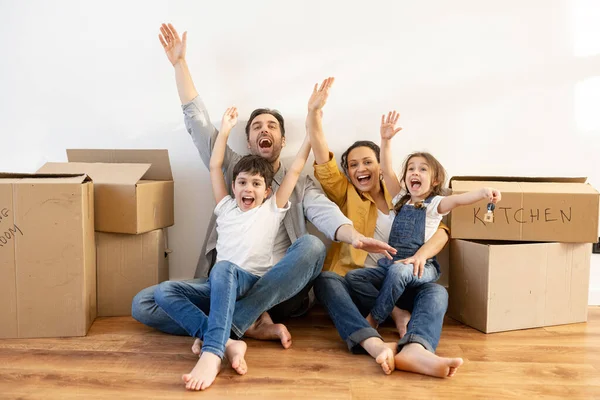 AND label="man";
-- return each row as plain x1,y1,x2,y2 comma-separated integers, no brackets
131,23,396,353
